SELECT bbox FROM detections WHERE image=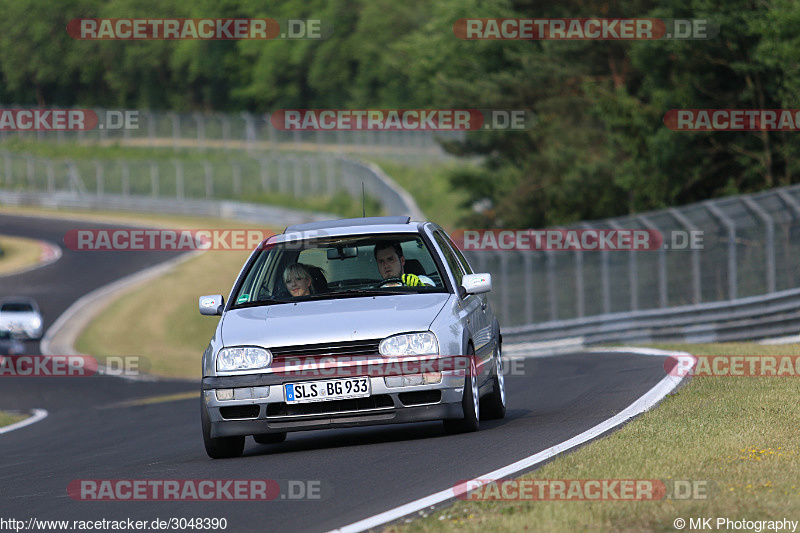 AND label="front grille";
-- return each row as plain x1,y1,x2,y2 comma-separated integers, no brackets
219,405,260,419
269,340,381,361
266,395,393,417
398,390,441,406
